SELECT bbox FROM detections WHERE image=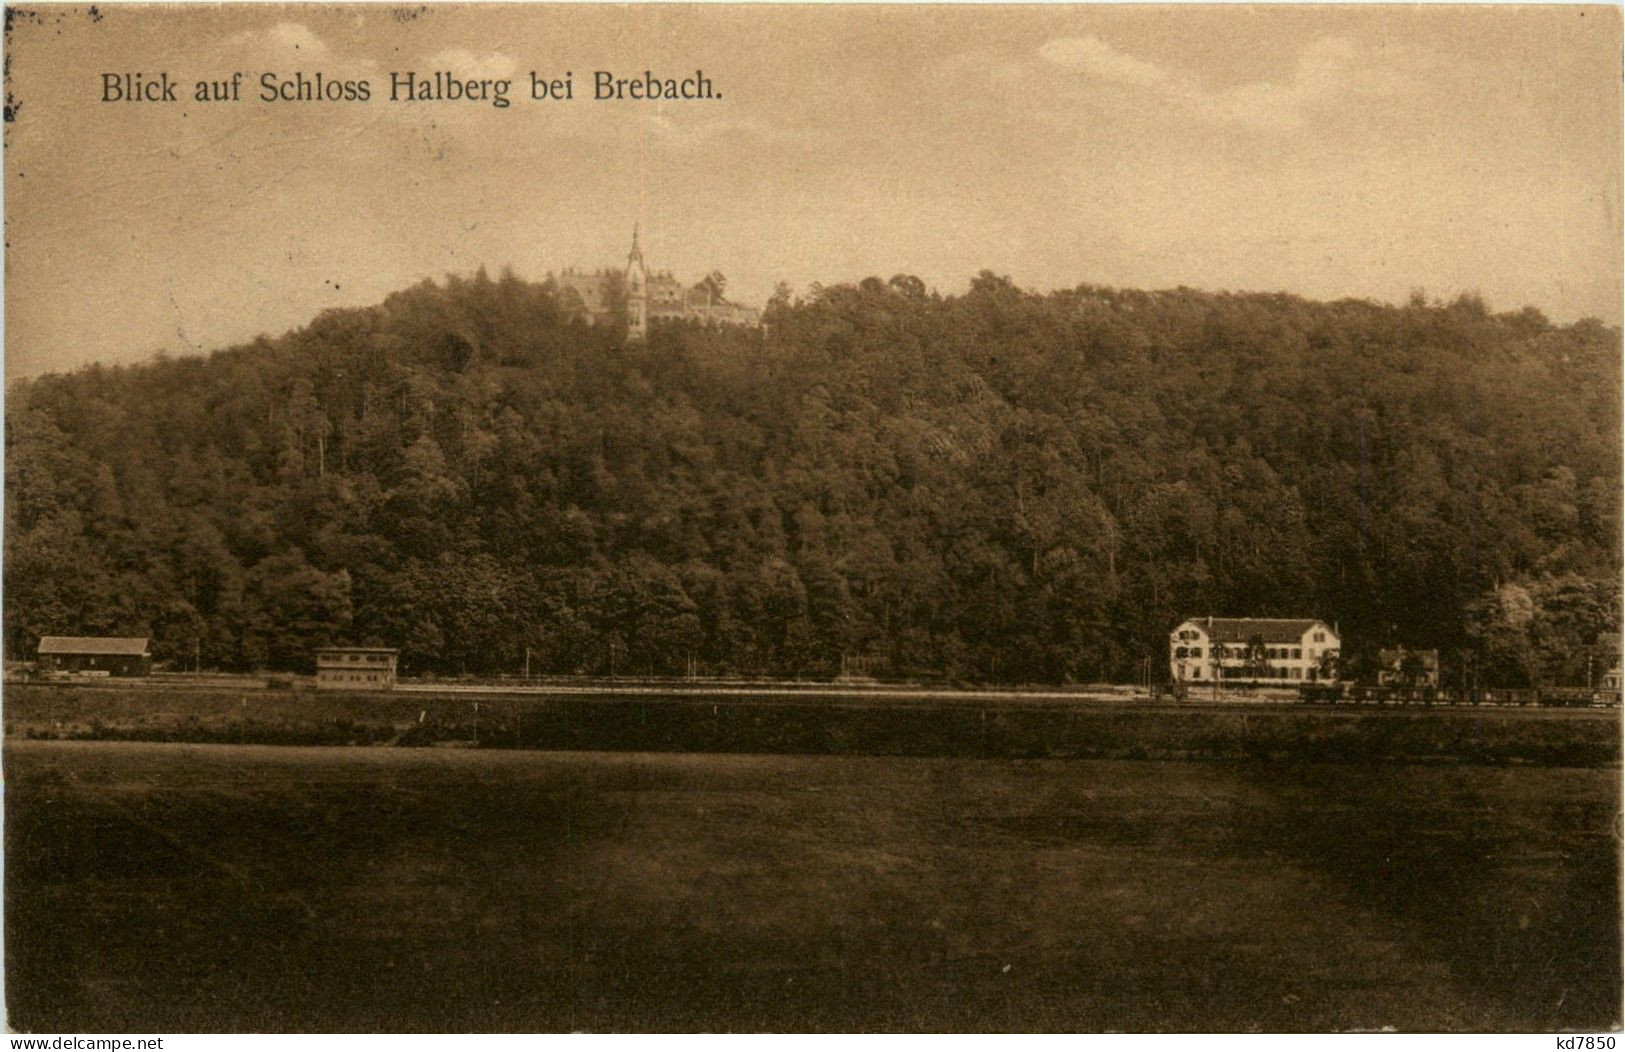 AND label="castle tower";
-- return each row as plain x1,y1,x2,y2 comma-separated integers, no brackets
624,224,648,341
